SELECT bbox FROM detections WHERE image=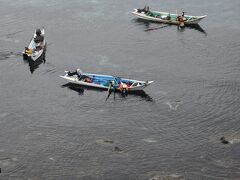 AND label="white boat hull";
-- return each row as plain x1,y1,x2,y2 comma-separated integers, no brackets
60,72,154,91
132,9,207,25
